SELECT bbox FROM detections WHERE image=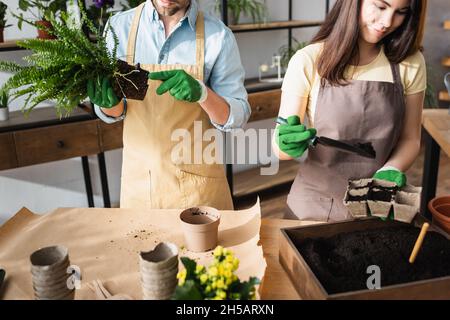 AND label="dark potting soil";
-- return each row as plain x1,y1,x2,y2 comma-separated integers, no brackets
296,226,450,294
112,59,149,100
368,188,393,202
